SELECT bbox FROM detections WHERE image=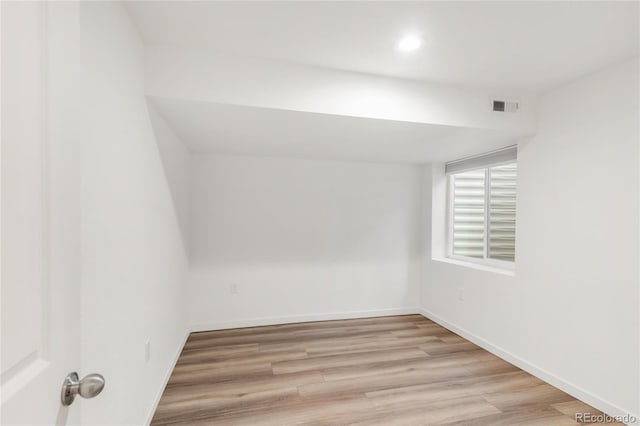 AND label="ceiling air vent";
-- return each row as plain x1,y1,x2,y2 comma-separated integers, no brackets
492,99,519,113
